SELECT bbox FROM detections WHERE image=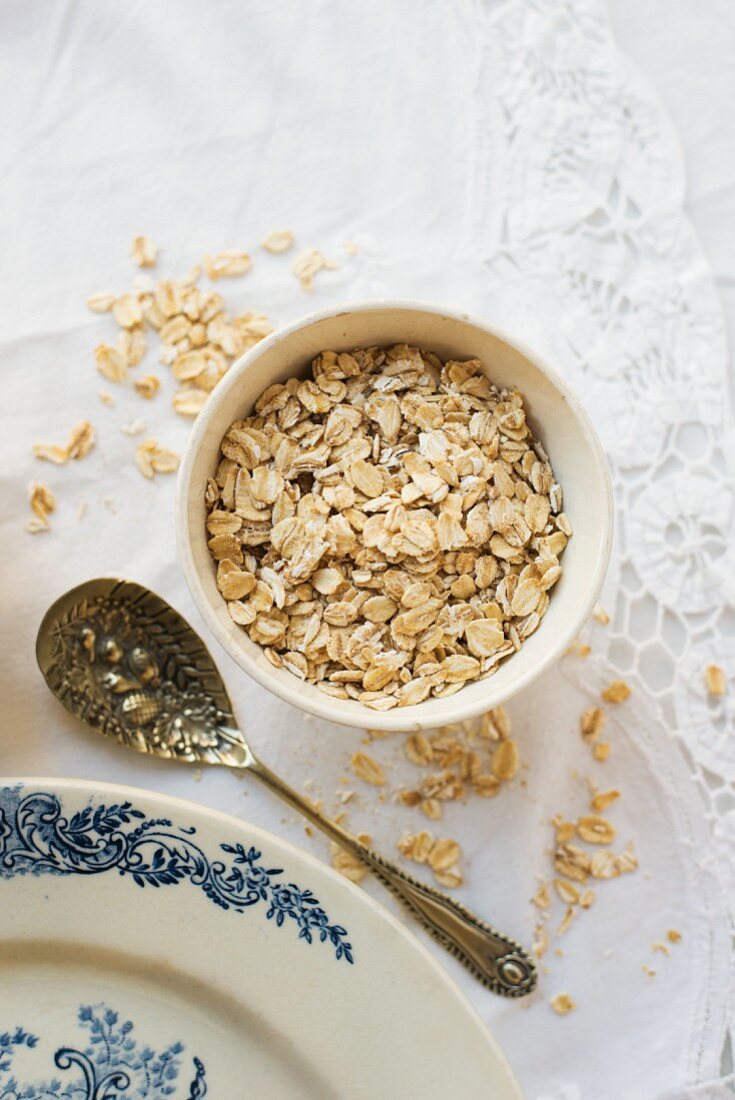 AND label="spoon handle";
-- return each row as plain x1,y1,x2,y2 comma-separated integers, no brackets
247,755,536,997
